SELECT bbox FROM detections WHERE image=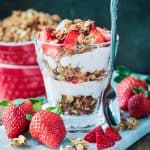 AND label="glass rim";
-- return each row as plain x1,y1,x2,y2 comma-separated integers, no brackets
34,32,119,47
